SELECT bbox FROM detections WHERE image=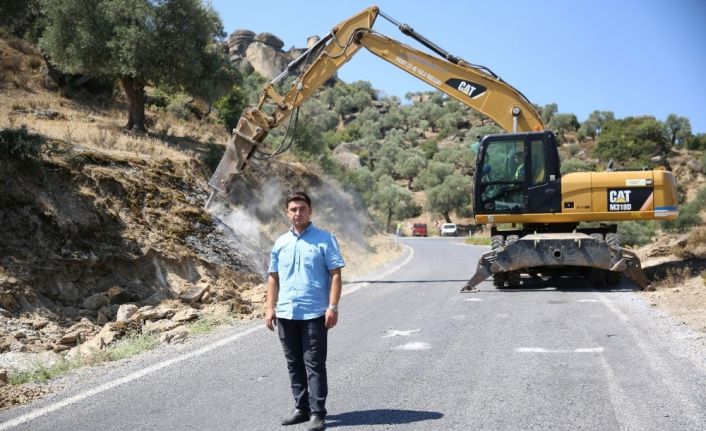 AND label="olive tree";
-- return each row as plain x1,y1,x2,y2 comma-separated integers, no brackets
40,0,226,132
371,175,421,232
425,174,473,223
